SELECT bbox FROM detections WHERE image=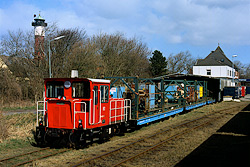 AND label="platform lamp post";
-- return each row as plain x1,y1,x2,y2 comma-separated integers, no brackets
48,36,65,78
232,54,238,86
